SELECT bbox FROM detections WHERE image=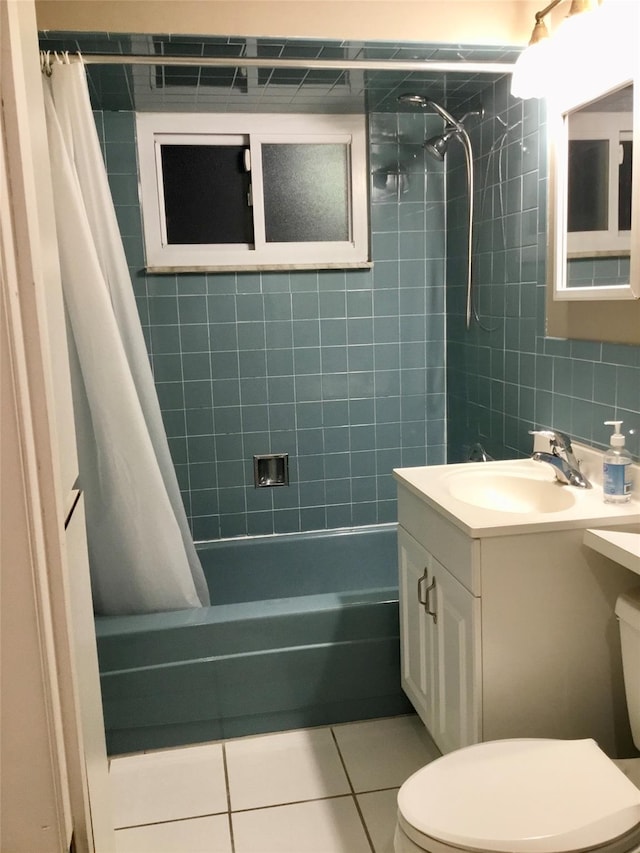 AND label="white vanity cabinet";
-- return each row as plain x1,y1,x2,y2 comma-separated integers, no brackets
396,476,640,759
399,529,481,754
